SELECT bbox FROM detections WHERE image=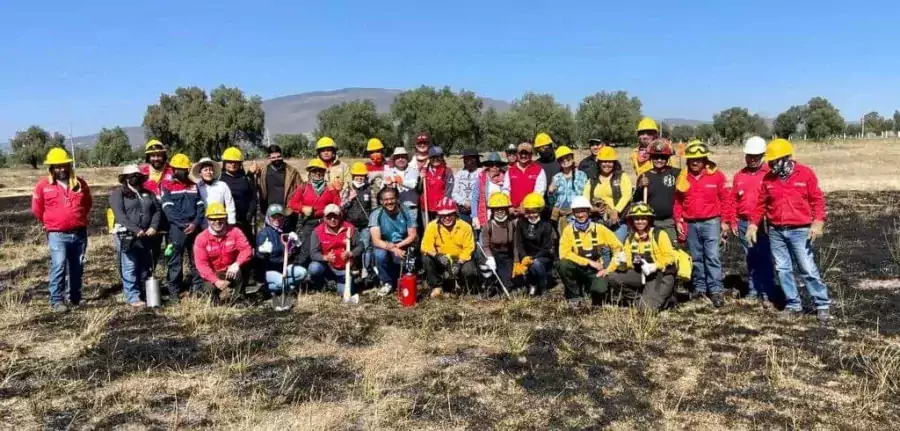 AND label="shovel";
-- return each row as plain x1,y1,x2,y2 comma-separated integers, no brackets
273,234,295,312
